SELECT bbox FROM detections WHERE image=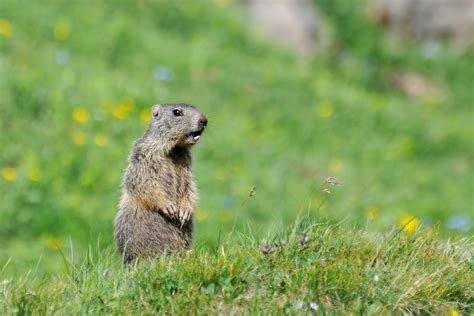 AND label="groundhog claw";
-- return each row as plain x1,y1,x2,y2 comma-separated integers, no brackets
179,208,192,225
